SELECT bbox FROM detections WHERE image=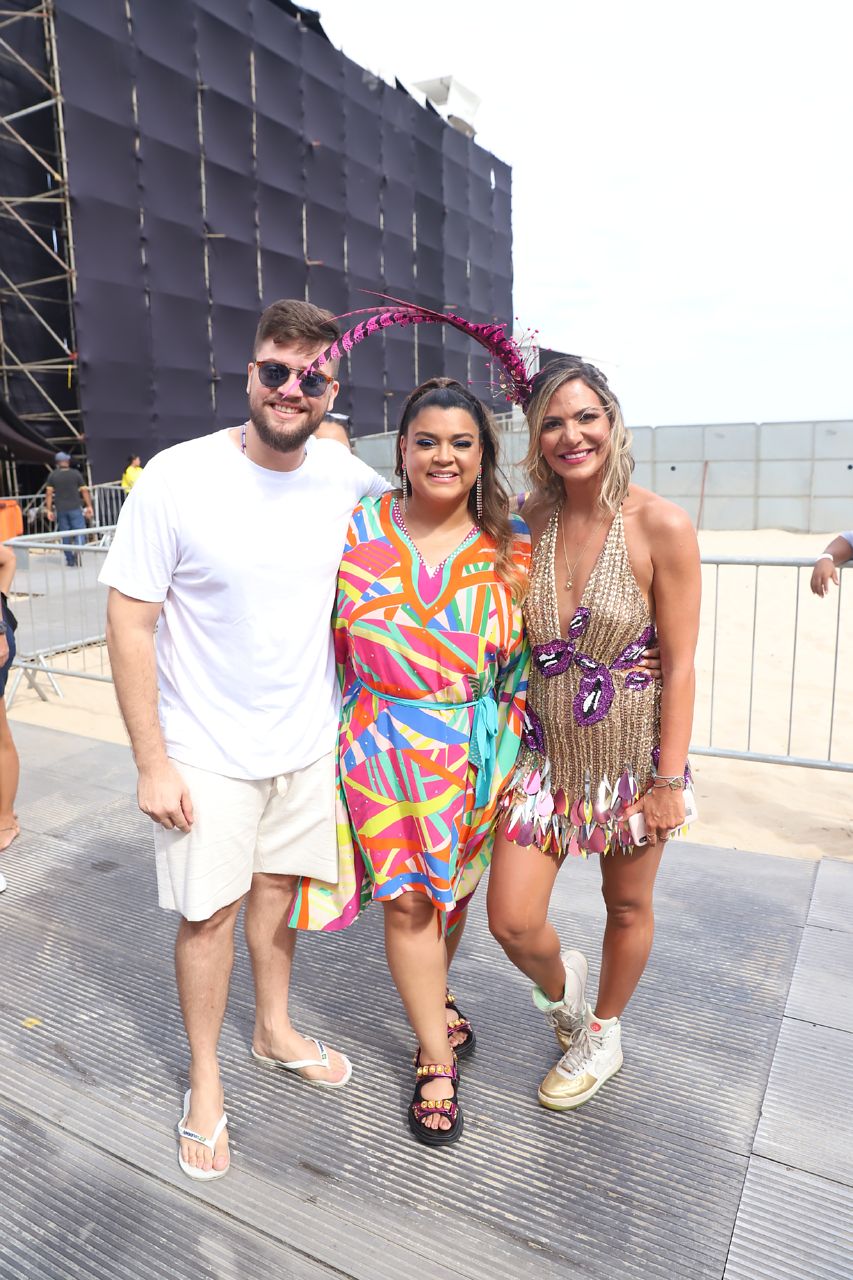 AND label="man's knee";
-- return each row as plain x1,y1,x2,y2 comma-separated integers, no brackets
252,871,298,892
181,896,243,935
